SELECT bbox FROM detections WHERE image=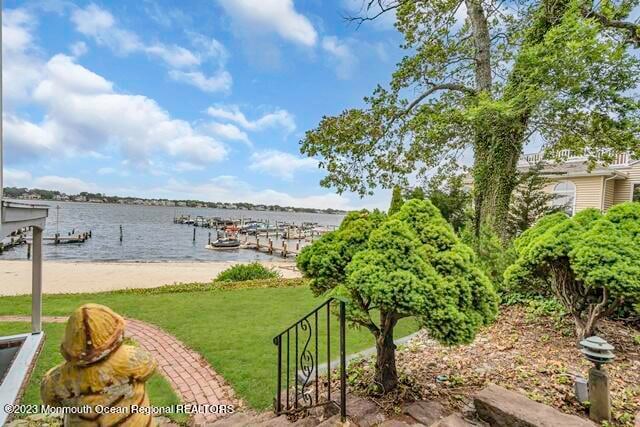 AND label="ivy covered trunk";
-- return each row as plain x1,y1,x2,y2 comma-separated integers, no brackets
374,327,398,393
472,118,525,238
